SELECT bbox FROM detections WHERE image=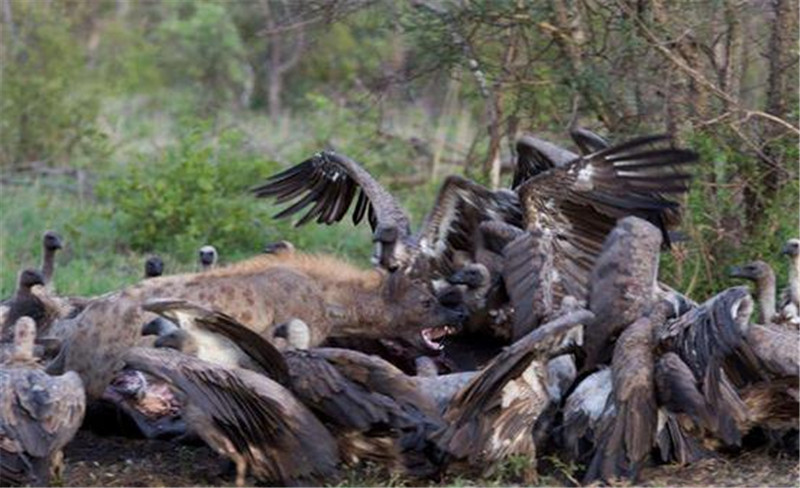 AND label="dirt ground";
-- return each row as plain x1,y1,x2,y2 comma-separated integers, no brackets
59,430,799,487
